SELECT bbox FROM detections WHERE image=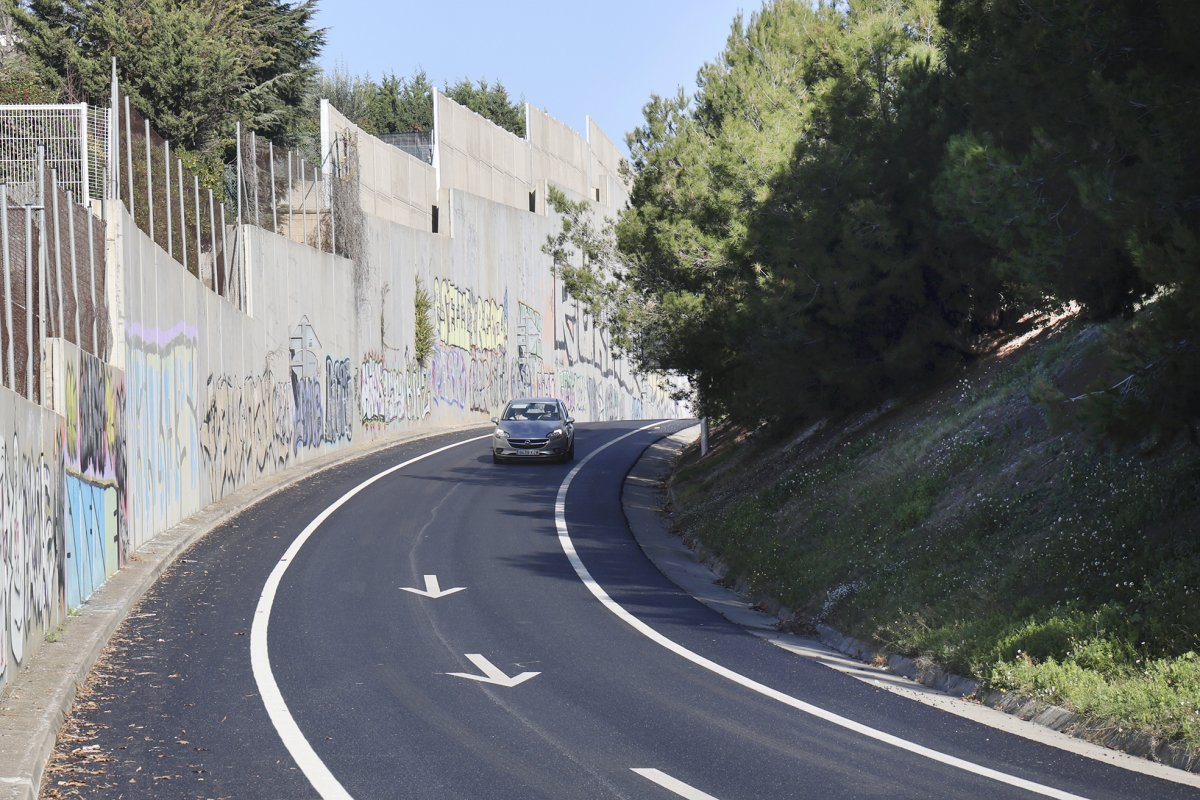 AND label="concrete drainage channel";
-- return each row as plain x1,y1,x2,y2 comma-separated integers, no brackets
626,426,1200,786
